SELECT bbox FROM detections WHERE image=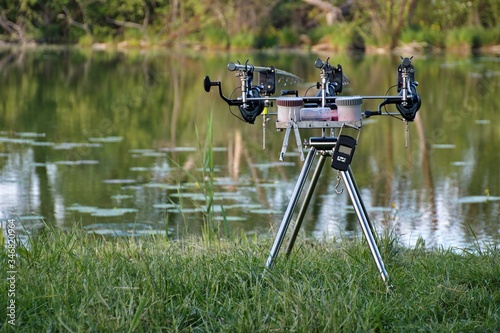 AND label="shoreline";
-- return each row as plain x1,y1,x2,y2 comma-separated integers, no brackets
1,39,499,56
